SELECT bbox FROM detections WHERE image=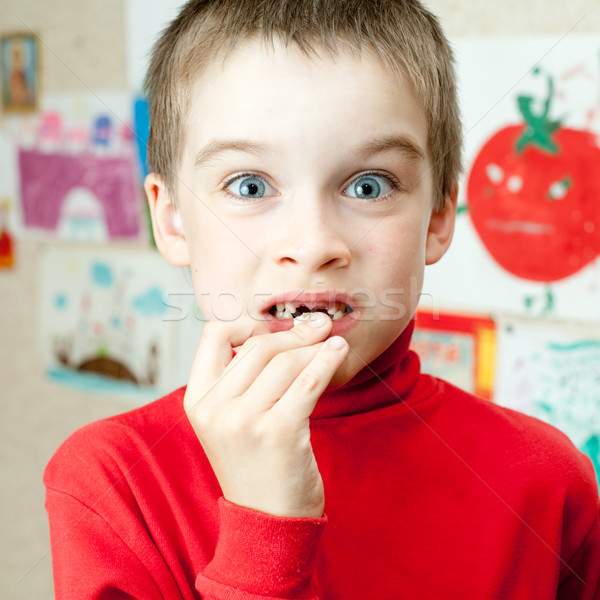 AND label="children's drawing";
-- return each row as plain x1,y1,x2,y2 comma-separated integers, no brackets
411,311,496,400
467,67,600,284
40,248,201,399
19,150,139,240
495,316,600,486
424,36,600,323
91,115,113,147
9,92,143,242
